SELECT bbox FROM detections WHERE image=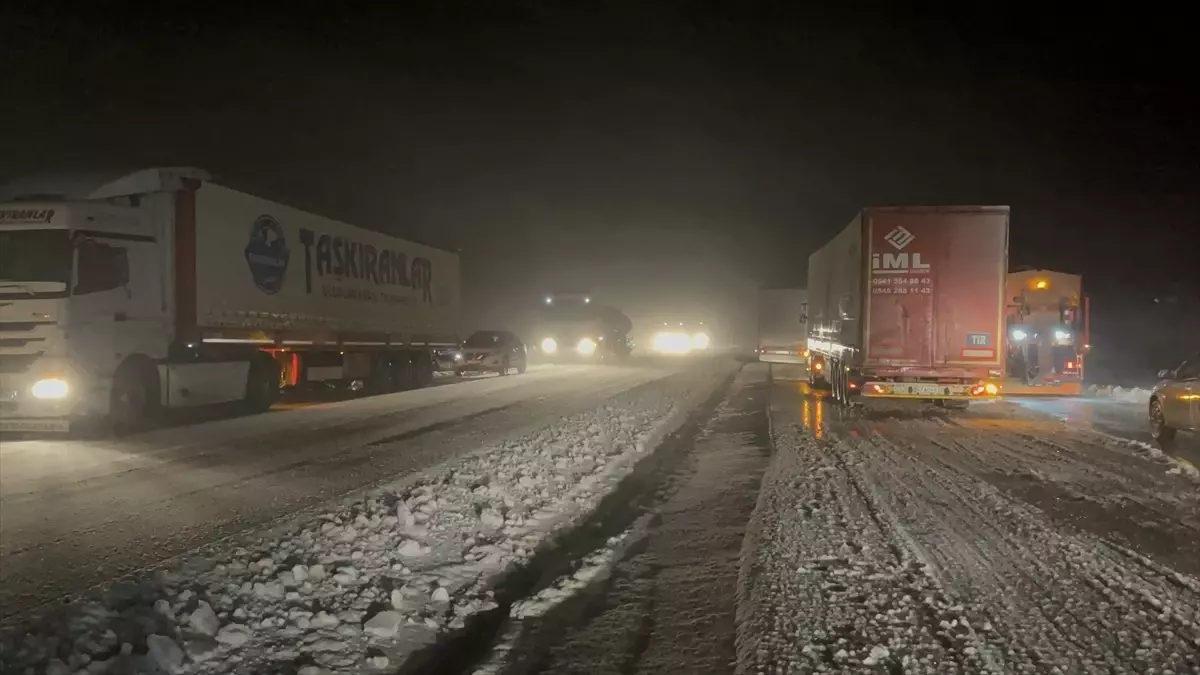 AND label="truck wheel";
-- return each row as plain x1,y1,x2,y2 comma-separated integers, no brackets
498,357,510,376
394,353,417,390
1149,399,1176,446
244,354,280,413
415,351,434,387
368,354,397,394
110,359,161,434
